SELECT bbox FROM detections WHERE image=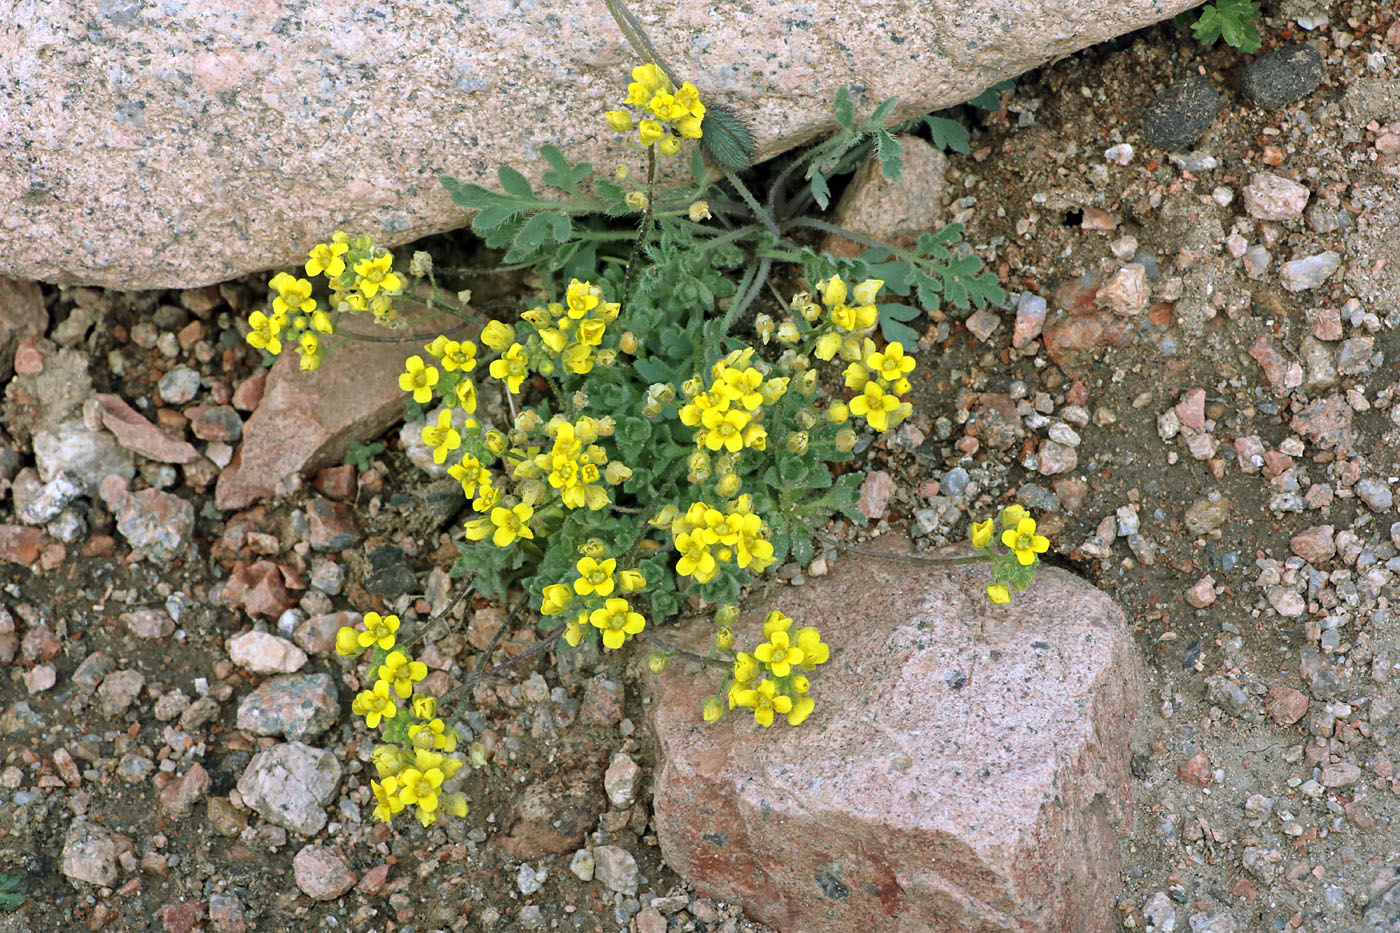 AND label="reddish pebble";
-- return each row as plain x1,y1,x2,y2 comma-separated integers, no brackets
1185,576,1216,608
1178,750,1212,787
